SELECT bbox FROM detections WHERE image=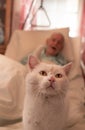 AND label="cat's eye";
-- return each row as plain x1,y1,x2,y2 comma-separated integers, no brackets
39,71,47,76
55,73,62,78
